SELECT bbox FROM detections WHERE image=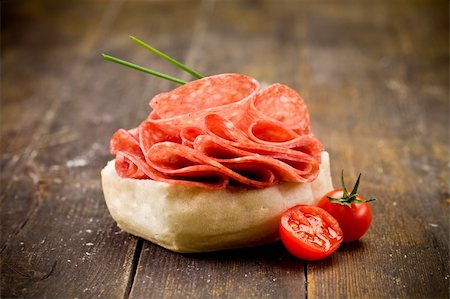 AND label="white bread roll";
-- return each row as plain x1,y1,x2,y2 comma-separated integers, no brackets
101,151,333,253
